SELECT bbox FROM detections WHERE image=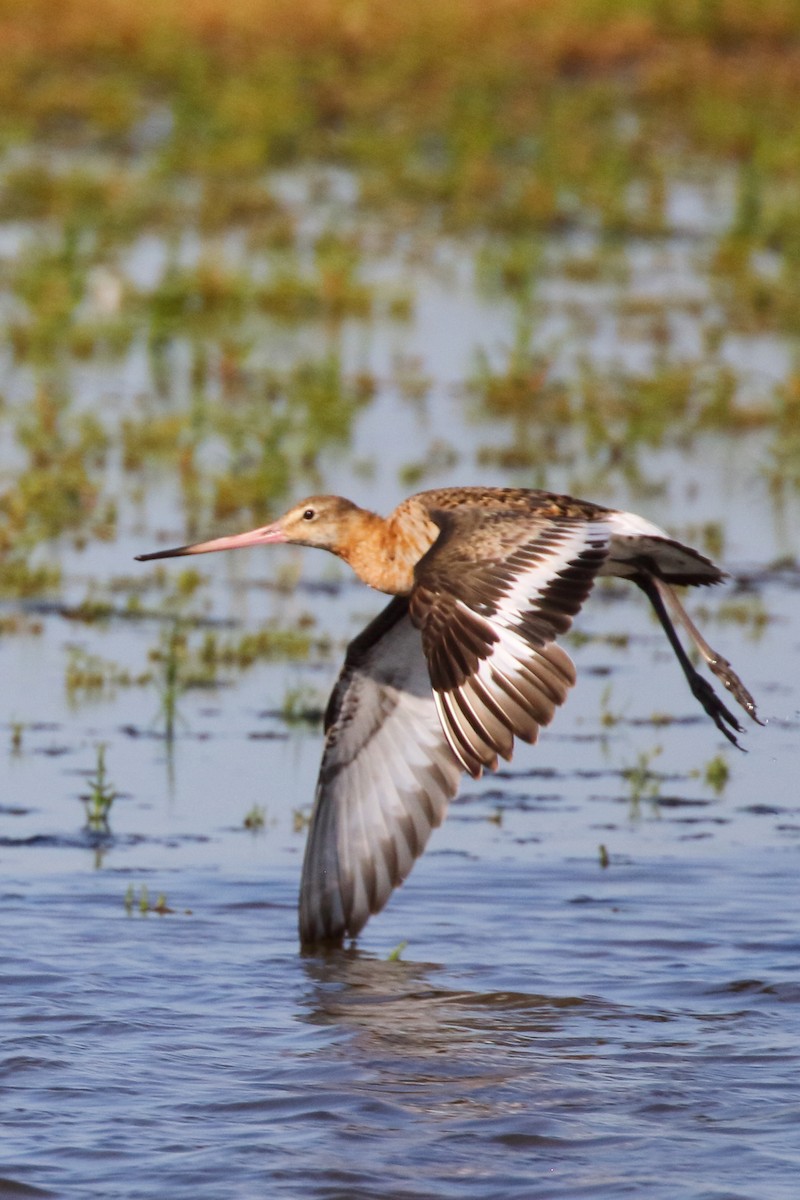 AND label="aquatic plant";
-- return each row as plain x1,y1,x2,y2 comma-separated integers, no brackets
198,625,329,669
703,754,730,795
0,558,61,598
622,746,663,807
691,595,773,639
81,744,118,830
153,621,188,742
124,885,174,915
598,683,625,730
65,647,152,699
280,685,325,727
292,807,311,833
